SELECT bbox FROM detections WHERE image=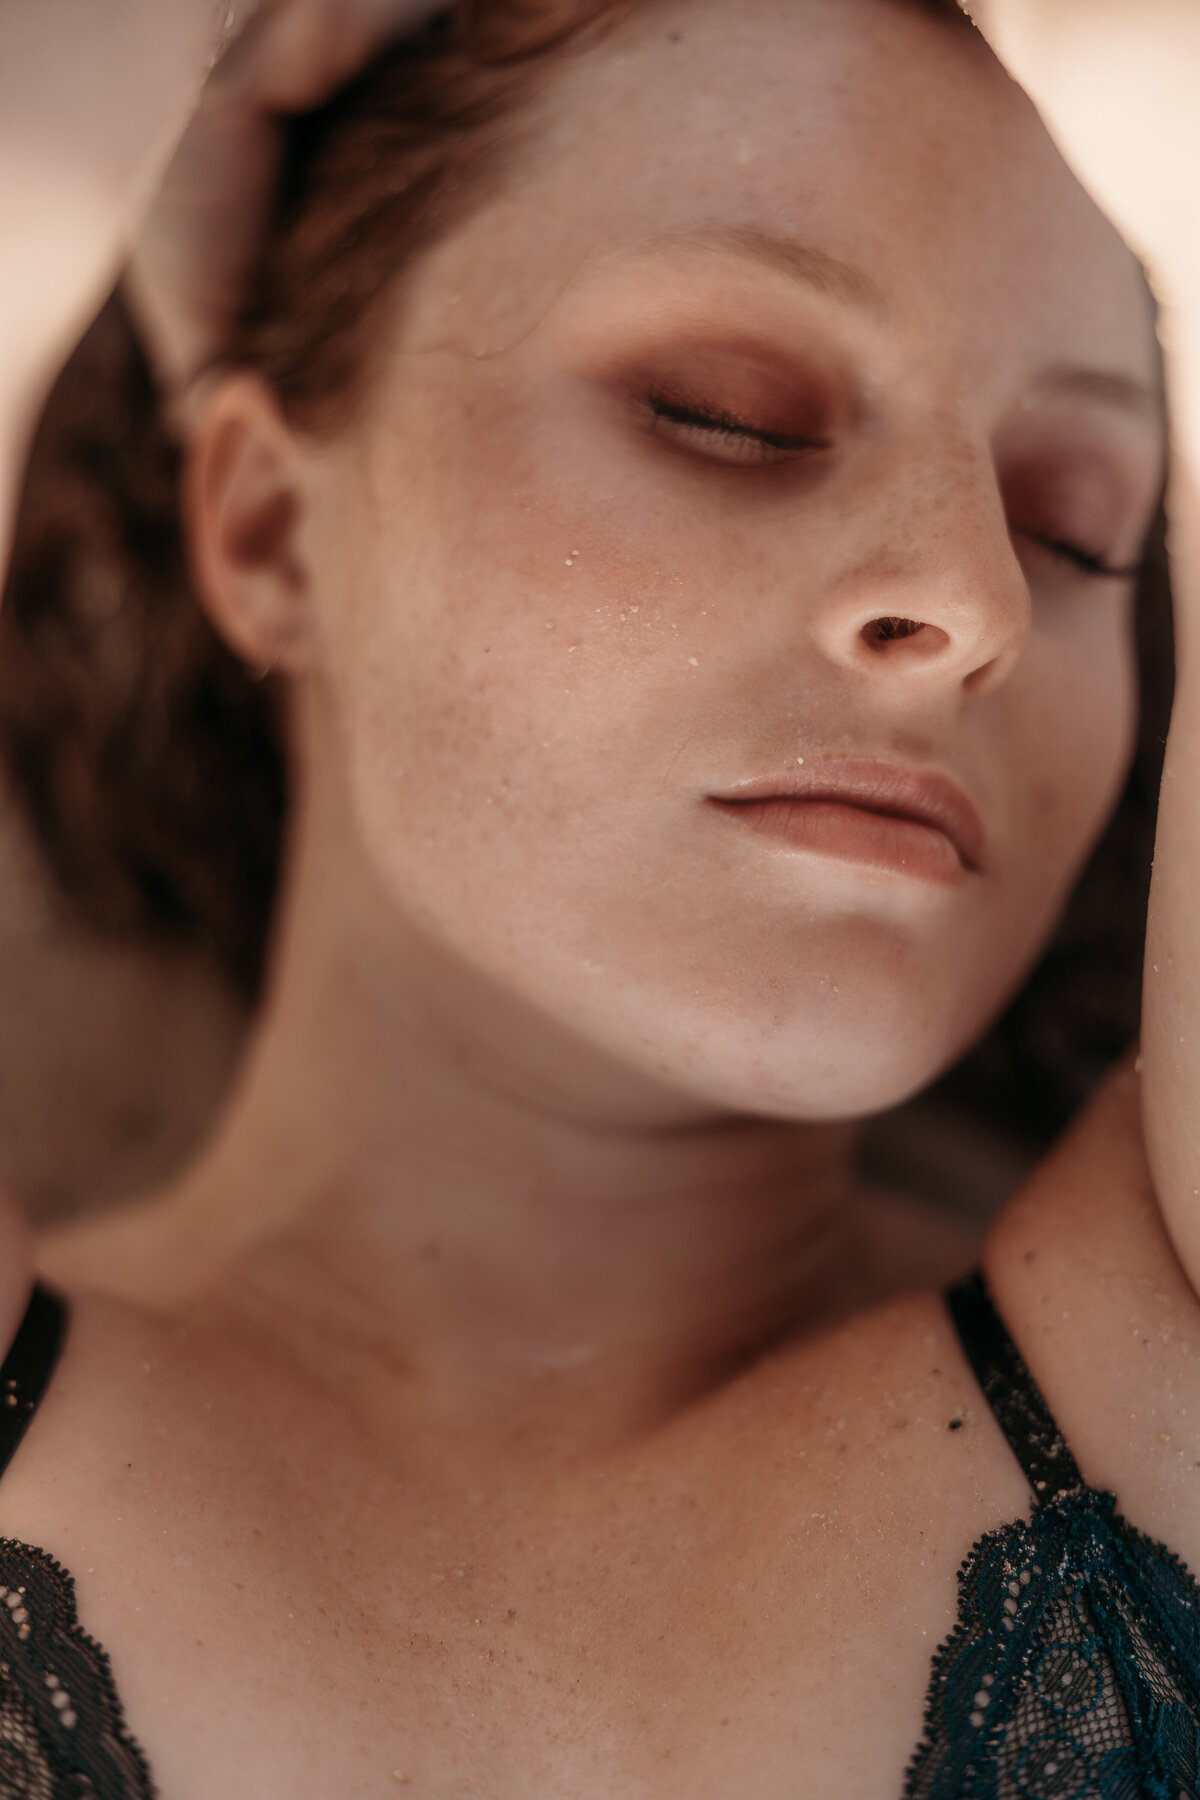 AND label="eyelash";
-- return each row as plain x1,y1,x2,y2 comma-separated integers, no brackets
648,395,1143,584
647,392,827,459
1017,532,1143,584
